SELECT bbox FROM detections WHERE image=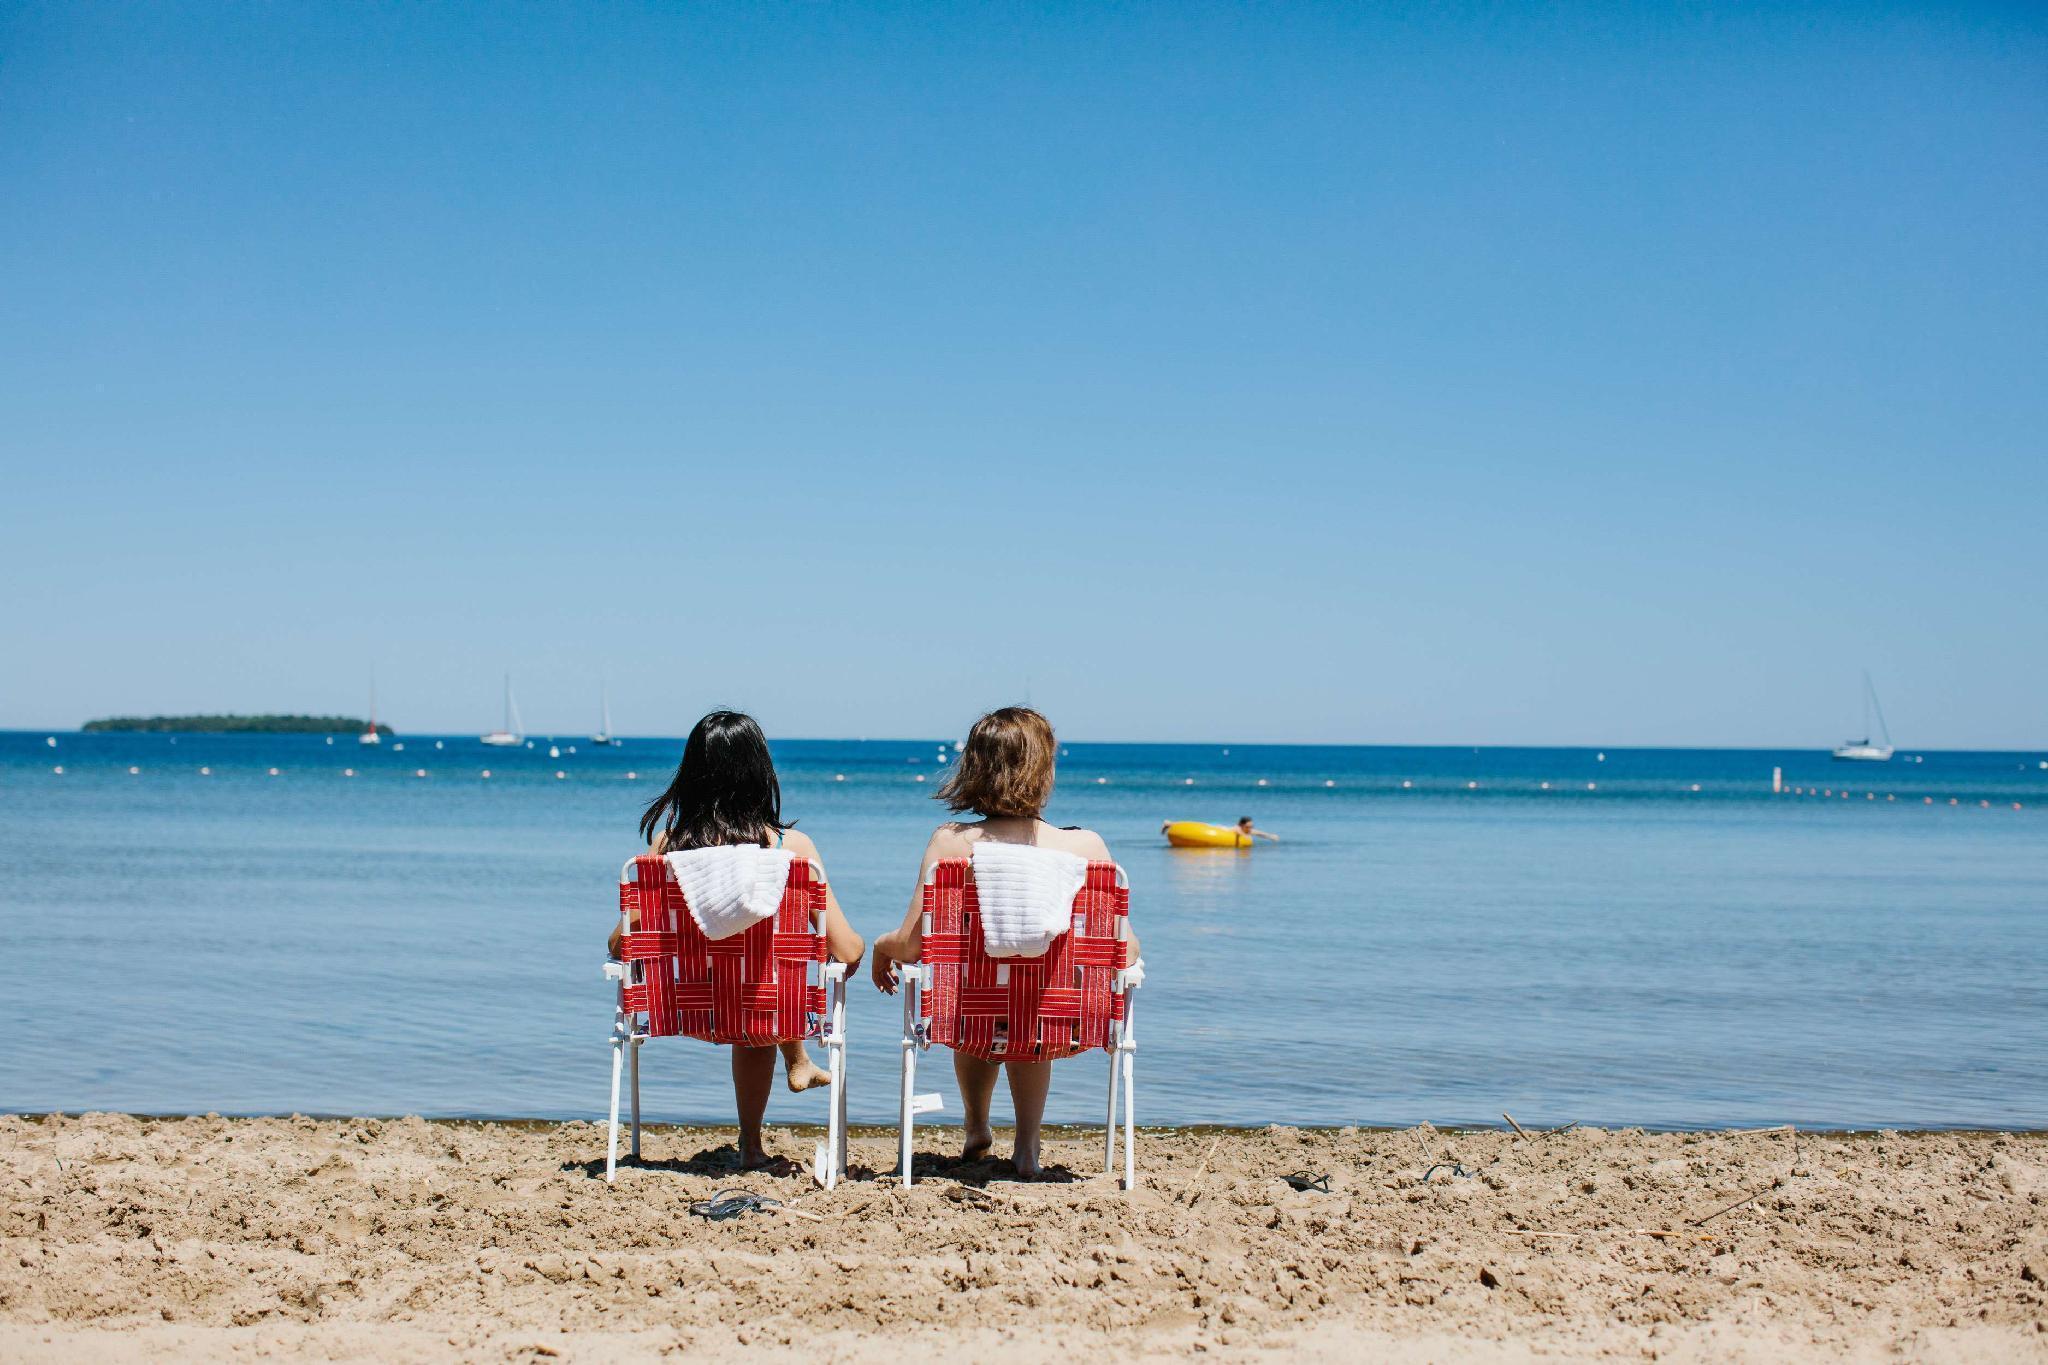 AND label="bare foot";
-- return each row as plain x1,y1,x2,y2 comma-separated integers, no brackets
960,1125,994,1163
784,1057,832,1093
1012,1136,1041,1179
